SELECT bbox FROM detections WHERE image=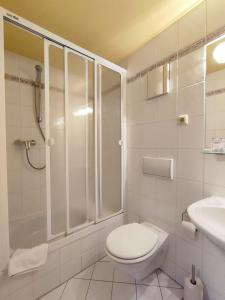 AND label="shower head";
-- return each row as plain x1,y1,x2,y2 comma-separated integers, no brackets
35,65,42,85
35,65,42,73
34,65,43,123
